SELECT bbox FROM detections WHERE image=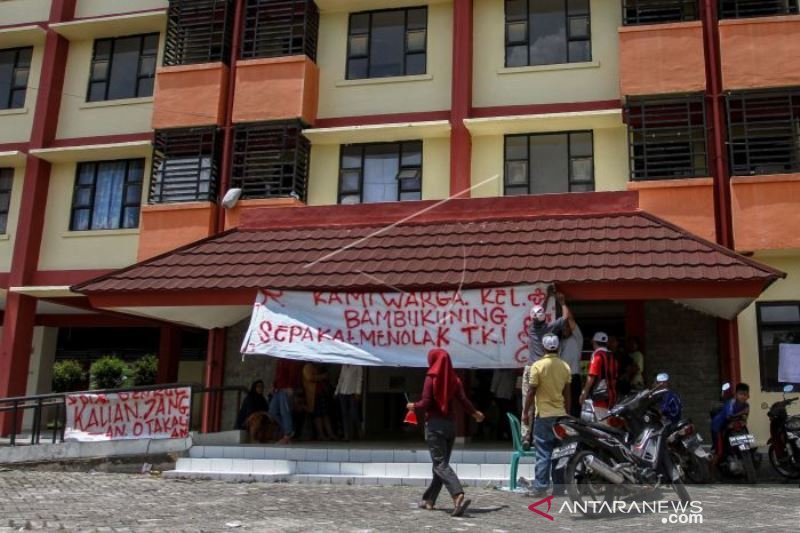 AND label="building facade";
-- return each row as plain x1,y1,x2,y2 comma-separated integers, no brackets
1,0,799,443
